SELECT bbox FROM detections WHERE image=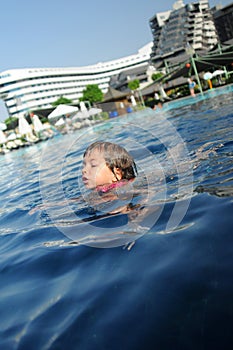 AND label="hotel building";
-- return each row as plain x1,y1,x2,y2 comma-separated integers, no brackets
149,0,219,65
1,0,231,120
212,2,233,44
0,43,152,119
